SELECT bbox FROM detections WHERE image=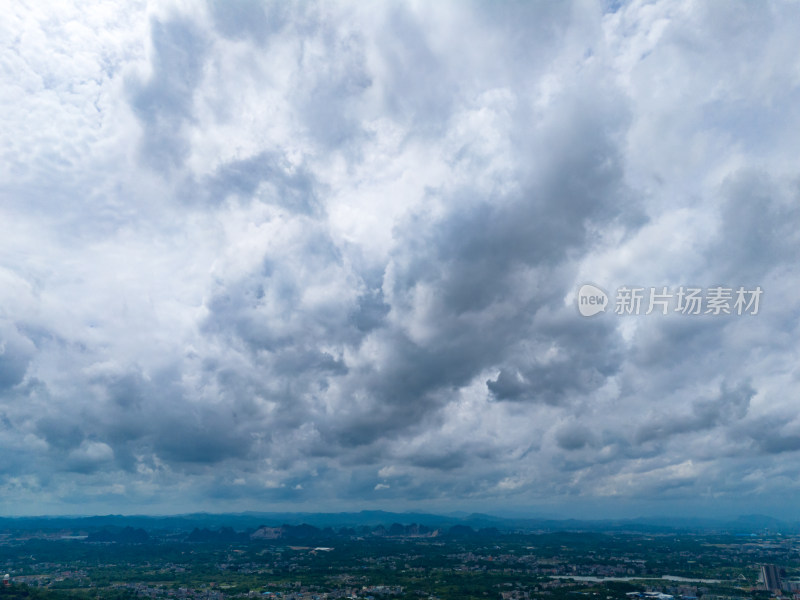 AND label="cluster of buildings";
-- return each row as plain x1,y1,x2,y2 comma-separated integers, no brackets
260,587,403,600
626,592,675,600
104,582,405,600
759,564,800,596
